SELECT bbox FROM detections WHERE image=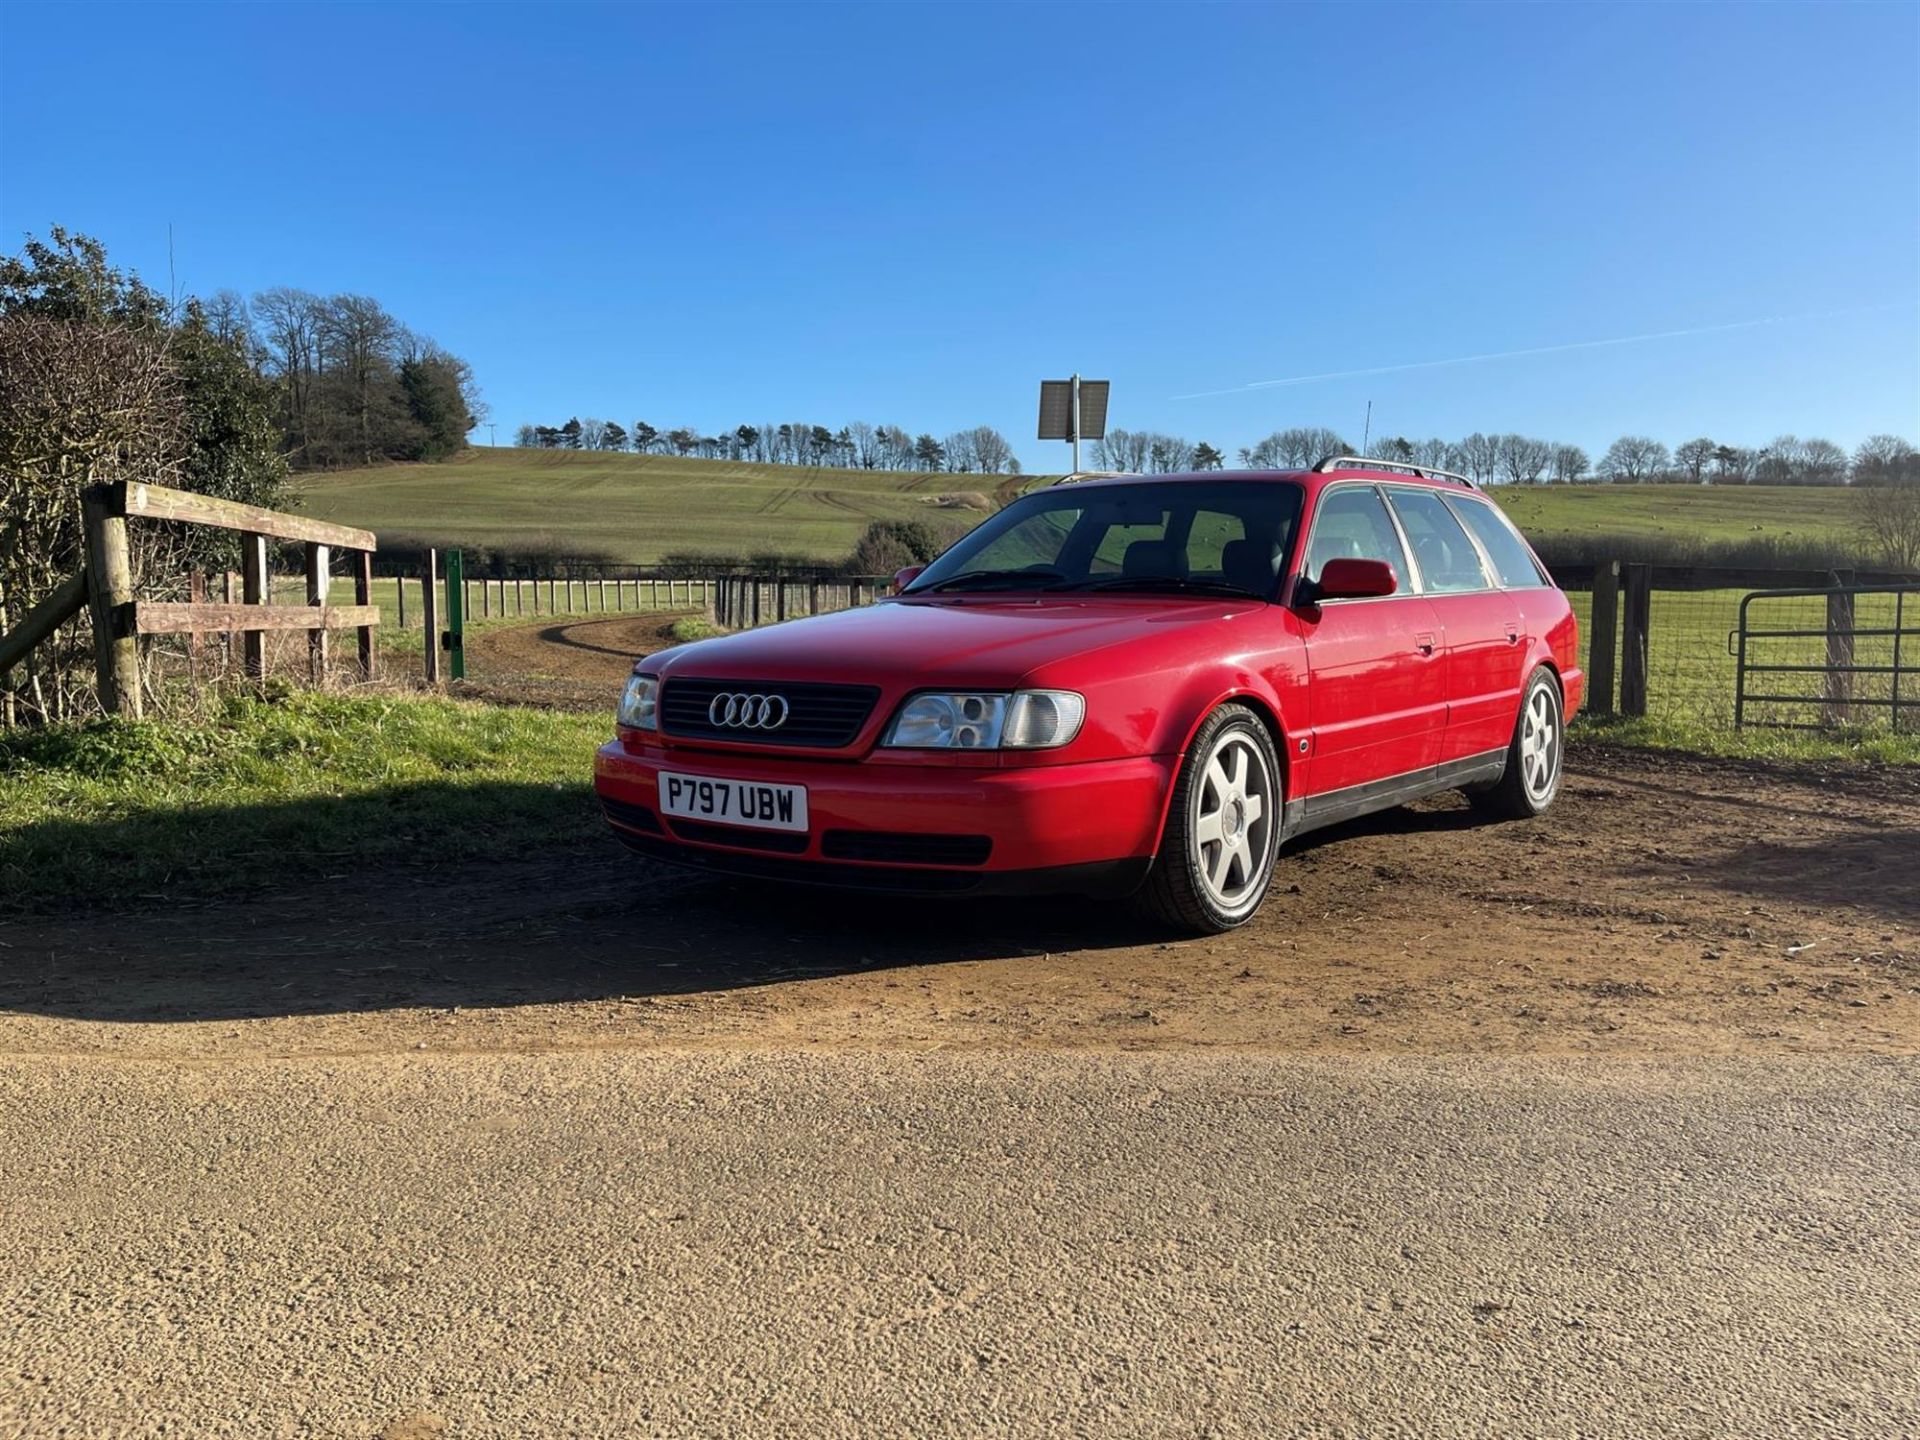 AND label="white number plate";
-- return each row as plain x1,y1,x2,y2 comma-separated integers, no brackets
658,772,808,832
